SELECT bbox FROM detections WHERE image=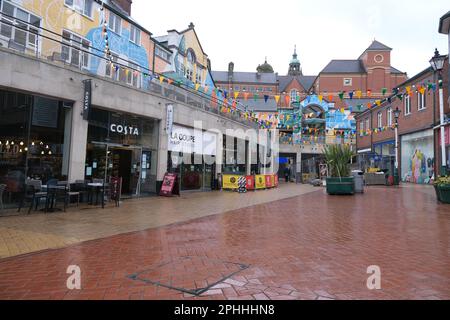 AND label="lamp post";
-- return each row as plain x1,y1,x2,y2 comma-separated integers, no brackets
393,106,401,185
429,48,447,176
